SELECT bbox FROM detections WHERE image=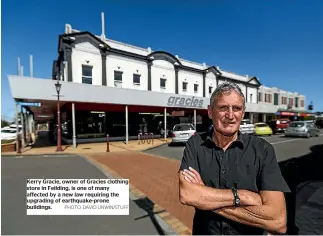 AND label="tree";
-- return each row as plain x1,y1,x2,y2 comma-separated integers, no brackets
1,119,10,128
